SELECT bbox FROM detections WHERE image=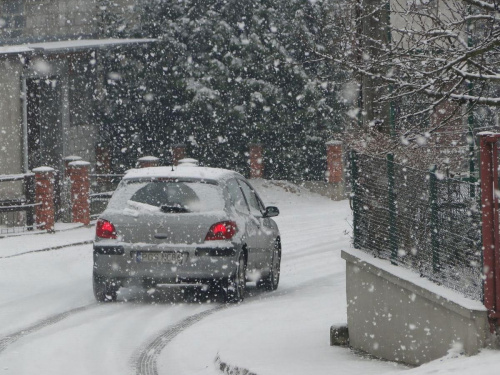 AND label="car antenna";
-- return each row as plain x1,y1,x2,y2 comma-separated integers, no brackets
171,164,174,172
